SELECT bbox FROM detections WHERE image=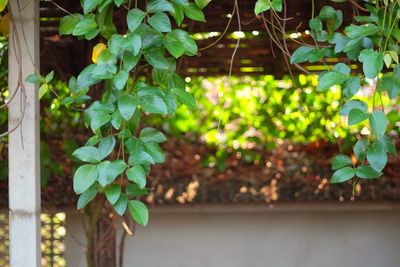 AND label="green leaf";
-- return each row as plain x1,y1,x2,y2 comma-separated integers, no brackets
171,3,184,25
333,63,351,75
144,49,173,70
114,194,128,216
98,136,116,160
127,33,142,55
126,184,149,196
60,14,81,35
87,109,112,132
126,166,147,188
25,74,43,84
128,200,149,226
339,99,368,116
348,109,368,126
309,18,322,31
354,139,368,161
140,128,167,143
326,10,343,32
378,135,397,155
366,142,387,172
356,166,382,179
147,0,174,13
319,6,336,19
172,88,196,109
165,30,198,57
45,71,54,83
73,164,99,194
127,8,146,32
317,71,348,91
183,3,205,22
39,84,49,99
126,137,144,155
195,0,210,9
83,0,101,13
138,87,169,114
377,73,400,99
111,110,123,130
123,51,141,71
384,53,392,68
290,46,314,64
114,0,126,6
129,151,155,165
369,110,387,139
97,160,126,186
0,0,7,12
332,154,353,170
112,70,129,90
144,142,165,163
329,33,349,54
73,15,97,36
254,0,282,15
345,24,380,39
77,64,100,90
358,49,383,79
105,184,122,205
118,95,138,120
72,146,100,163
77,185,98,209
343,76,360,99
331,167,355,183
148,12,171,33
